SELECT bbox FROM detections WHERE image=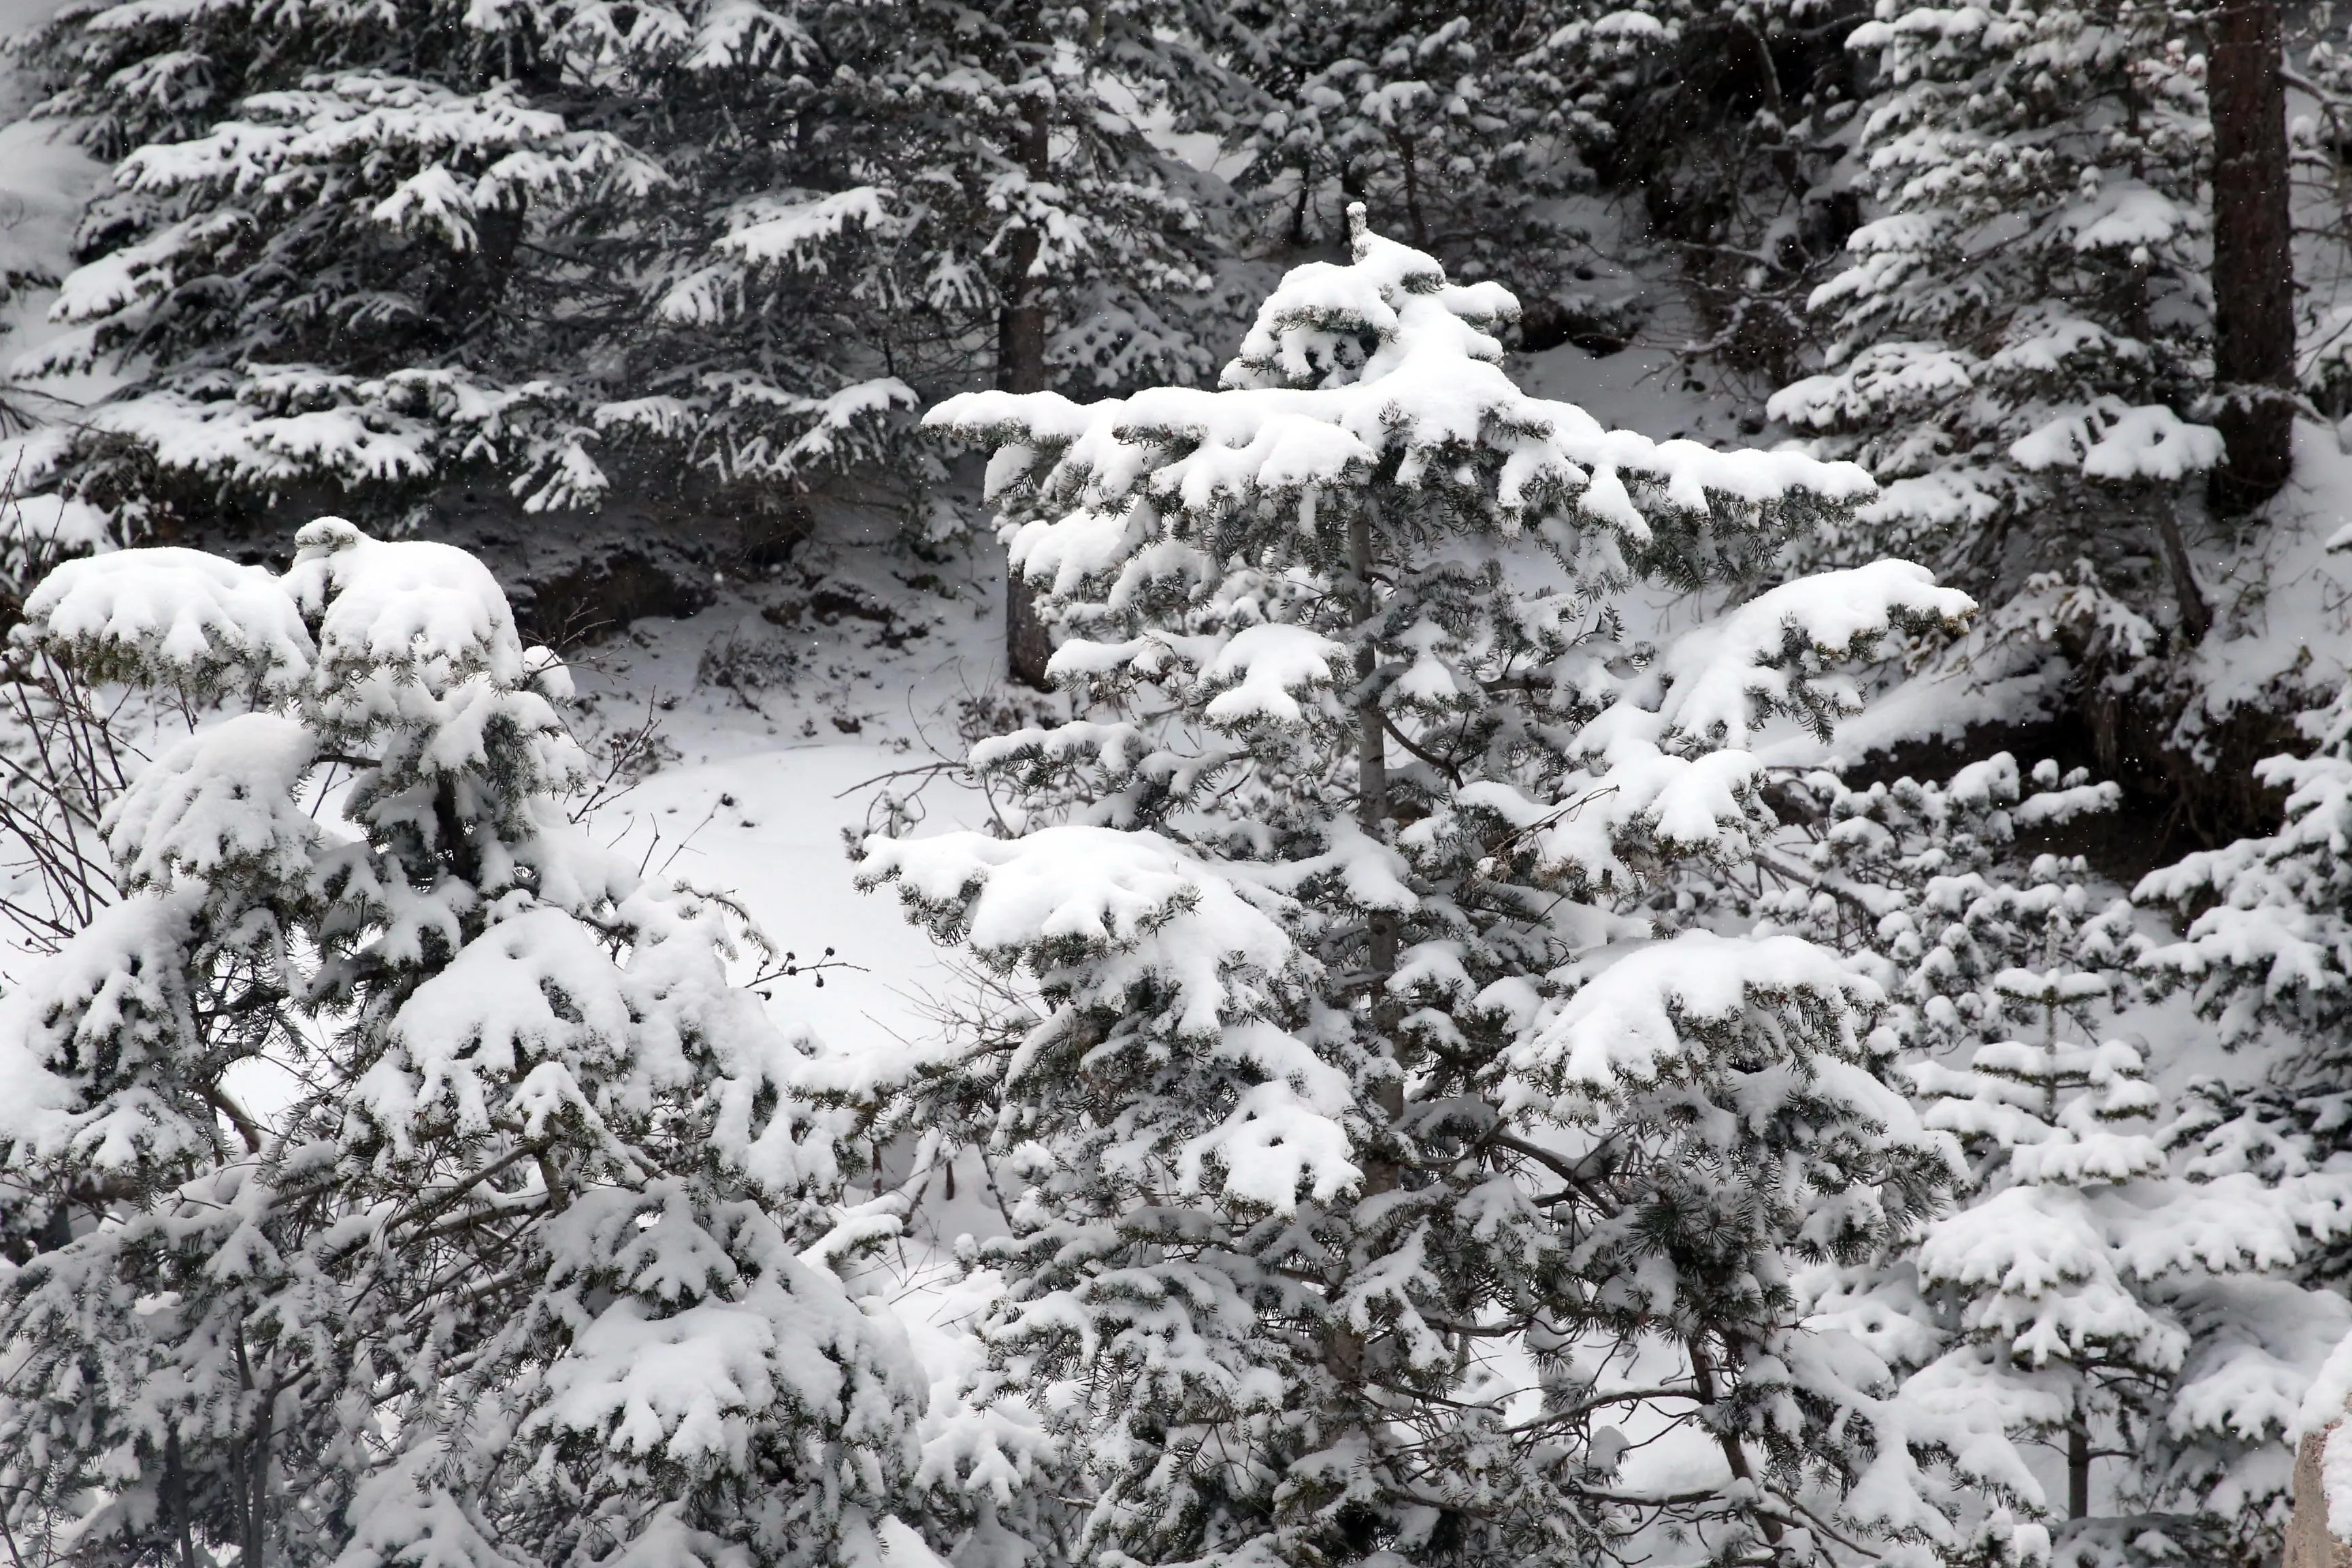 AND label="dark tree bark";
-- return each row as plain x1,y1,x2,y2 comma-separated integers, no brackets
2210,0,2297,514
2067,1416,2091,1520
167,1430,197,1568
997,89,1055,691
2155,502,2214,642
